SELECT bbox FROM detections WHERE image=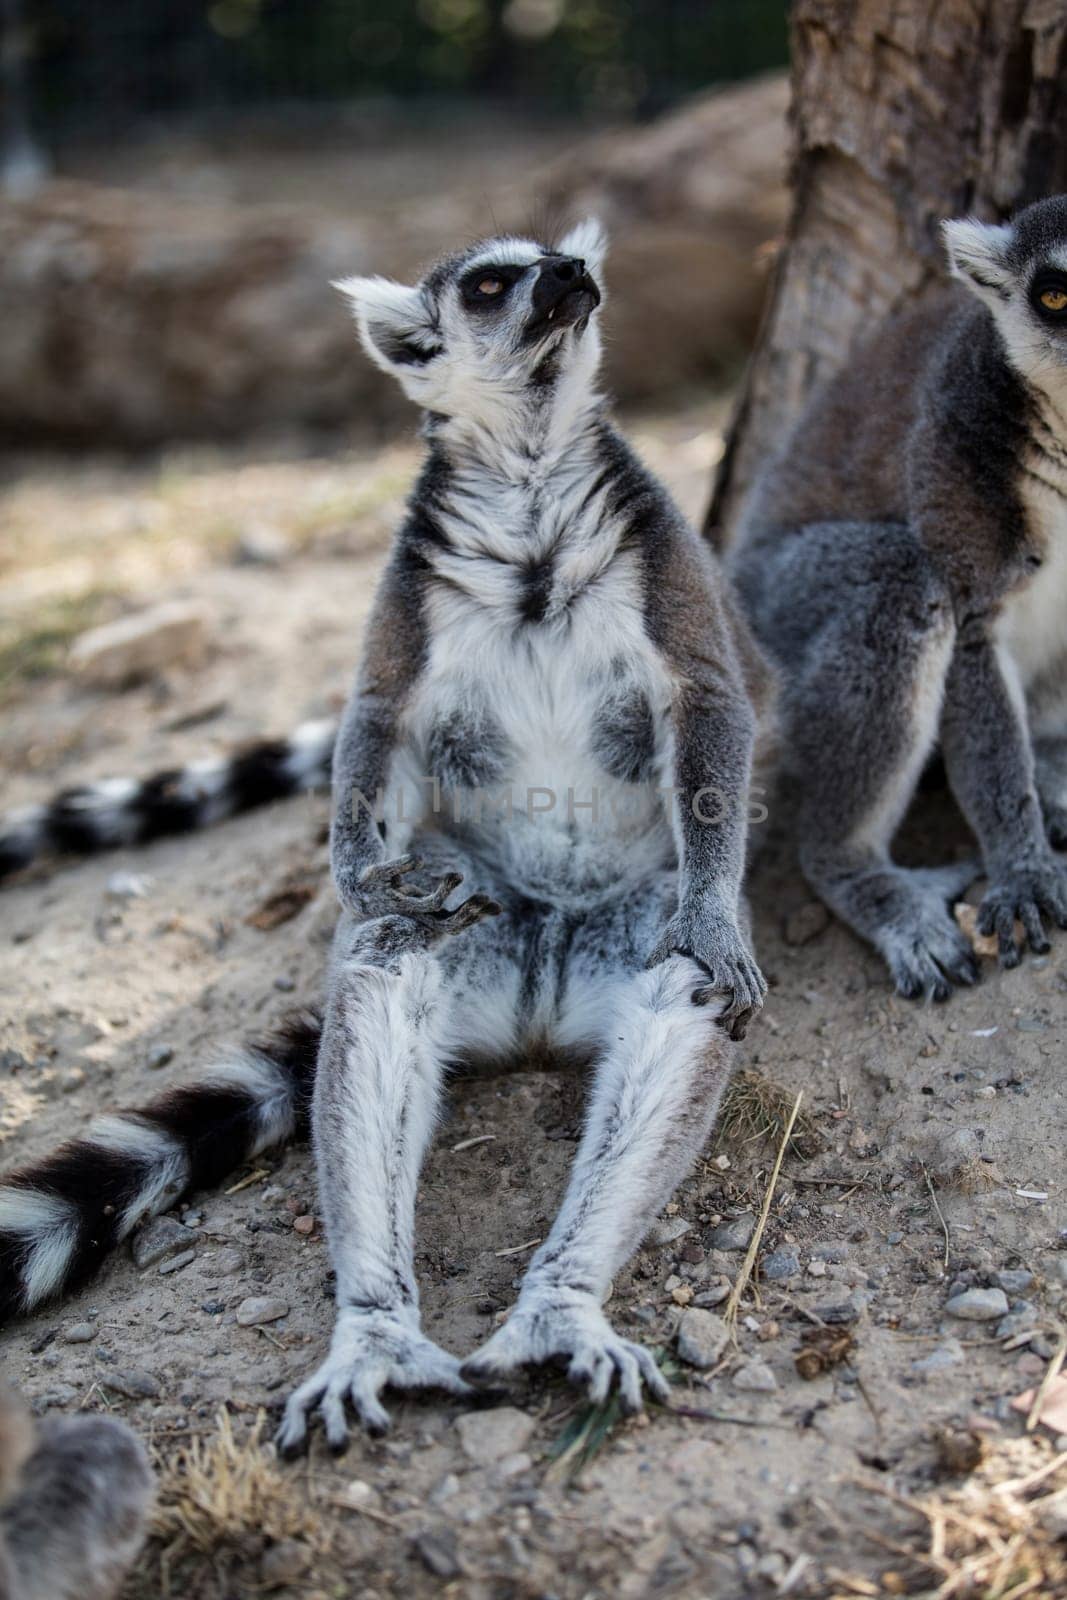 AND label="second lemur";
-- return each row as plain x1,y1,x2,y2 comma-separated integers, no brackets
0,221,769,1450
728,195,1067,999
